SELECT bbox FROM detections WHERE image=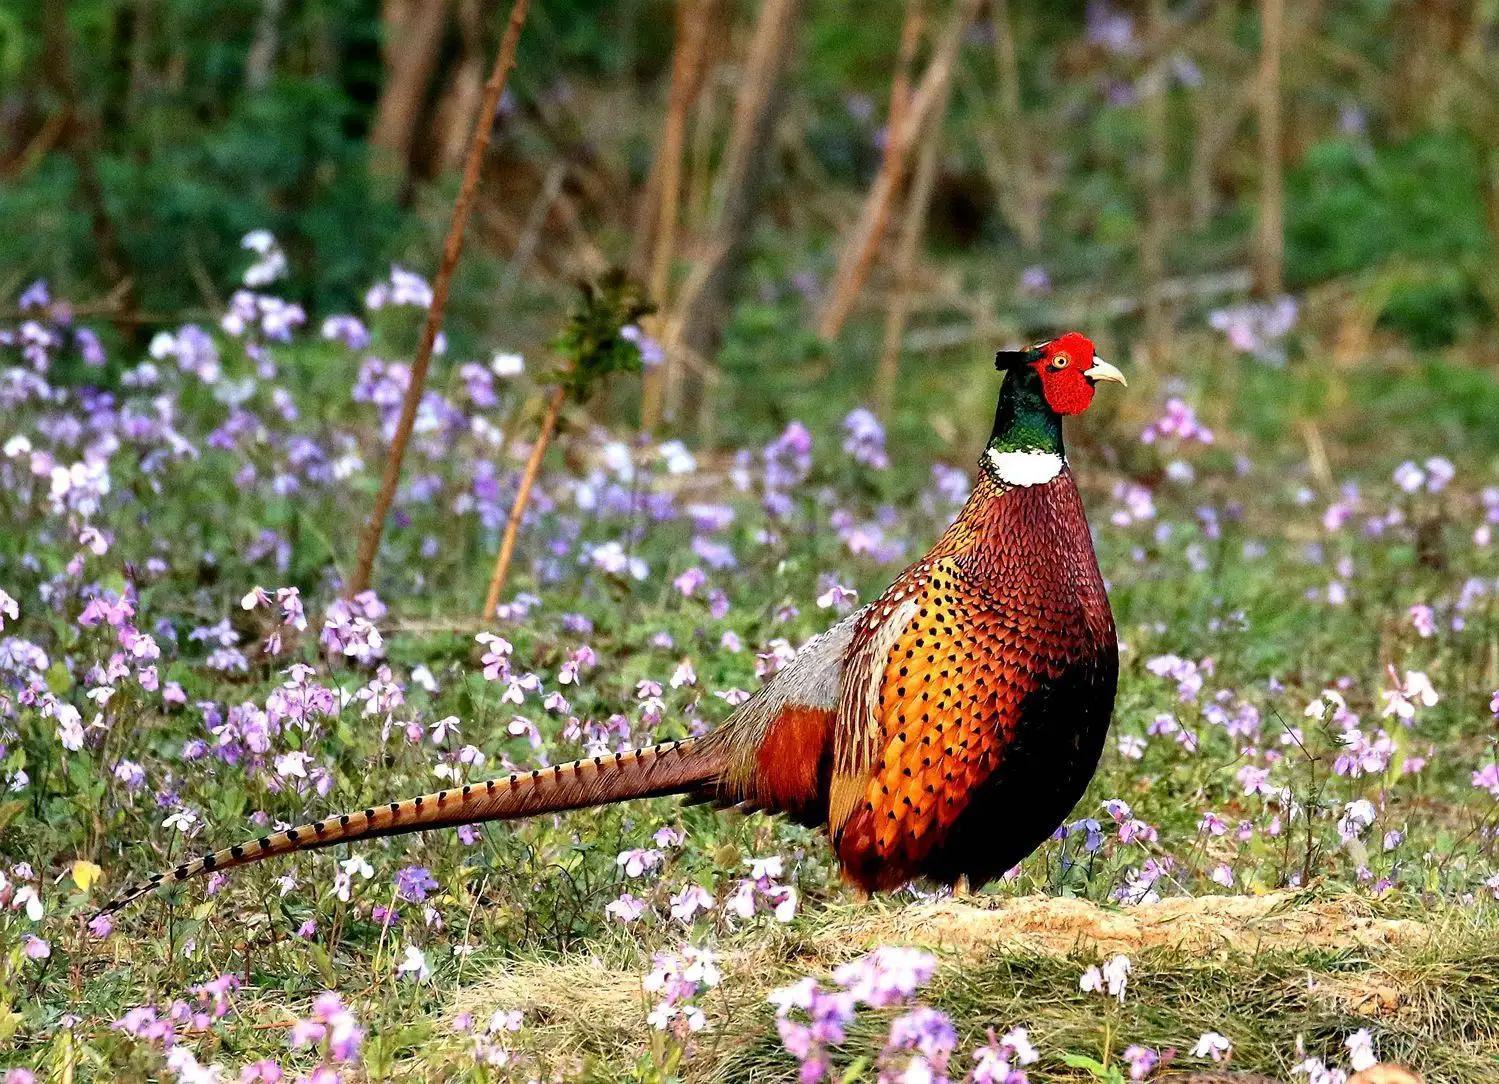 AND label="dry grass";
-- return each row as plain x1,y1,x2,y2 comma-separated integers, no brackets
444,893,1495,1081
